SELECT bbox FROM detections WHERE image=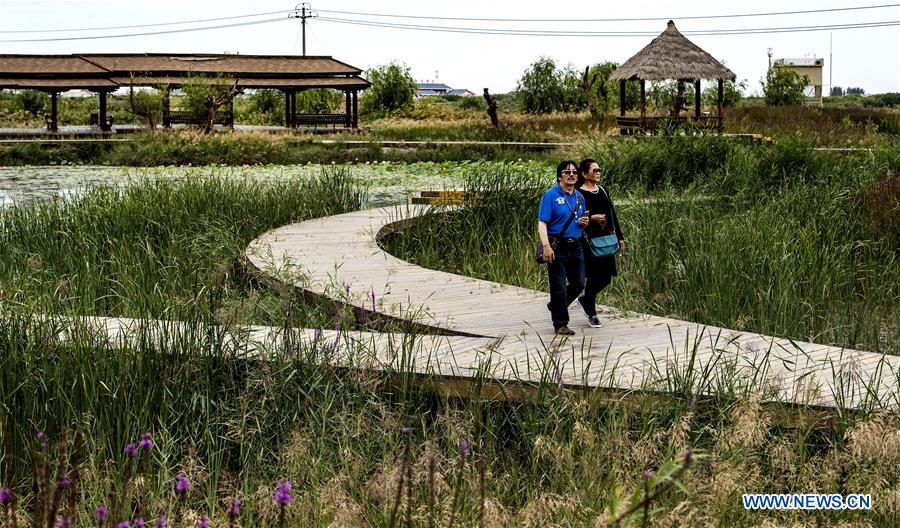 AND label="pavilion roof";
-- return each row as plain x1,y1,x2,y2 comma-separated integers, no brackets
609,21,736,82
0,53,369,91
